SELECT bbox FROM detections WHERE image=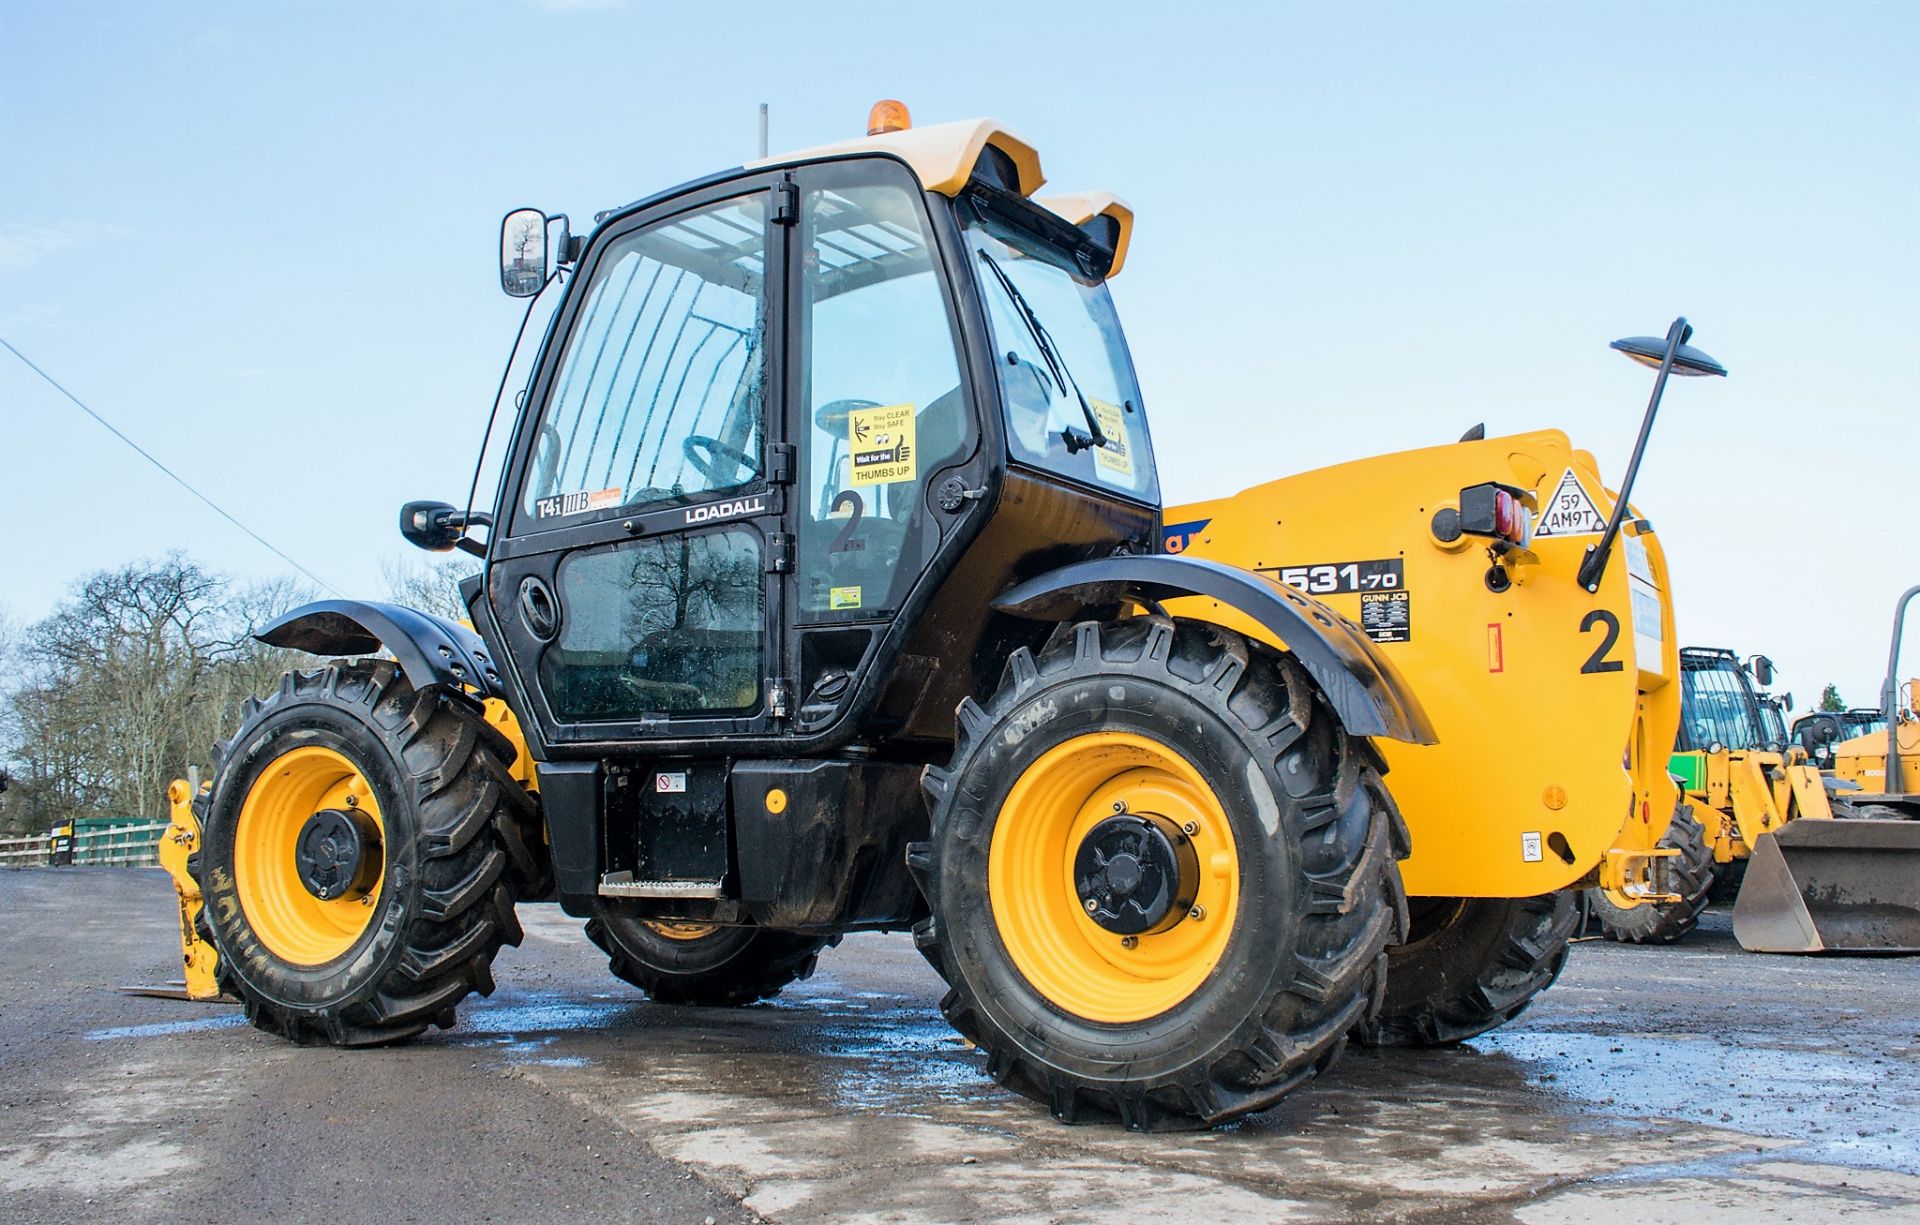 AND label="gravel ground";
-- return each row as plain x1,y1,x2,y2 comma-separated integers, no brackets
2,867,1915,1223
